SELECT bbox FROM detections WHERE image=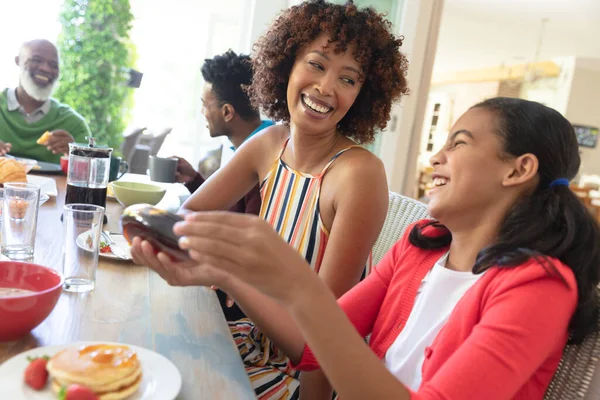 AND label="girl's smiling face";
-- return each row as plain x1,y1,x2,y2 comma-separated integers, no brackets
427,107,533,226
